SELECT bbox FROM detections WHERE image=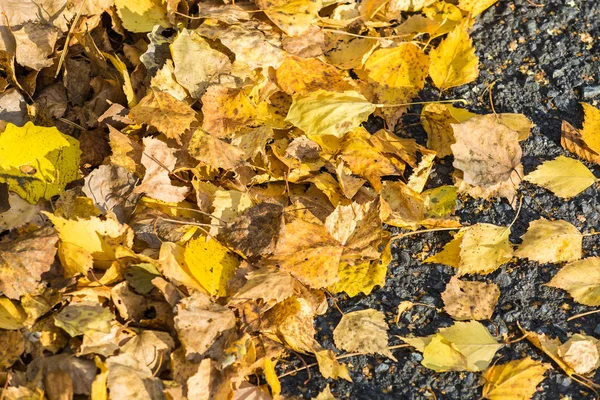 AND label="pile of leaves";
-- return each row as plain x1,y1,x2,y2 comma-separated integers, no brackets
1,0,600,398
